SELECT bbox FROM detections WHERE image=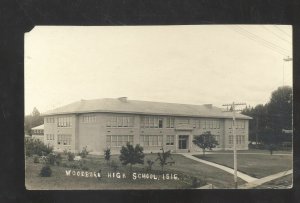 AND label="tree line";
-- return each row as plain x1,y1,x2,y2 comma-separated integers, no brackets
242,86,292,145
